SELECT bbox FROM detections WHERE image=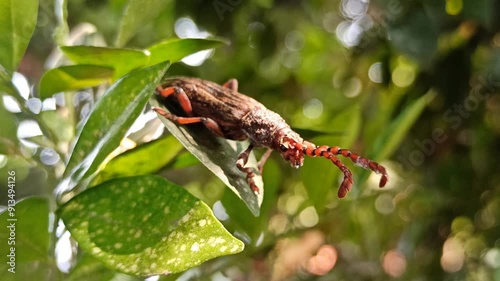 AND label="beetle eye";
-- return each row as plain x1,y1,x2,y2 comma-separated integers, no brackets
280,144,288,151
